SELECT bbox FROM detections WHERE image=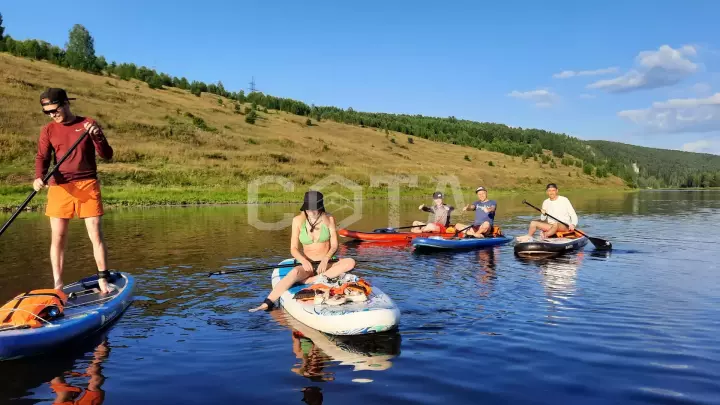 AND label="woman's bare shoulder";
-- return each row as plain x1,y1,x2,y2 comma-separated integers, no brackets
324,213,336,225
